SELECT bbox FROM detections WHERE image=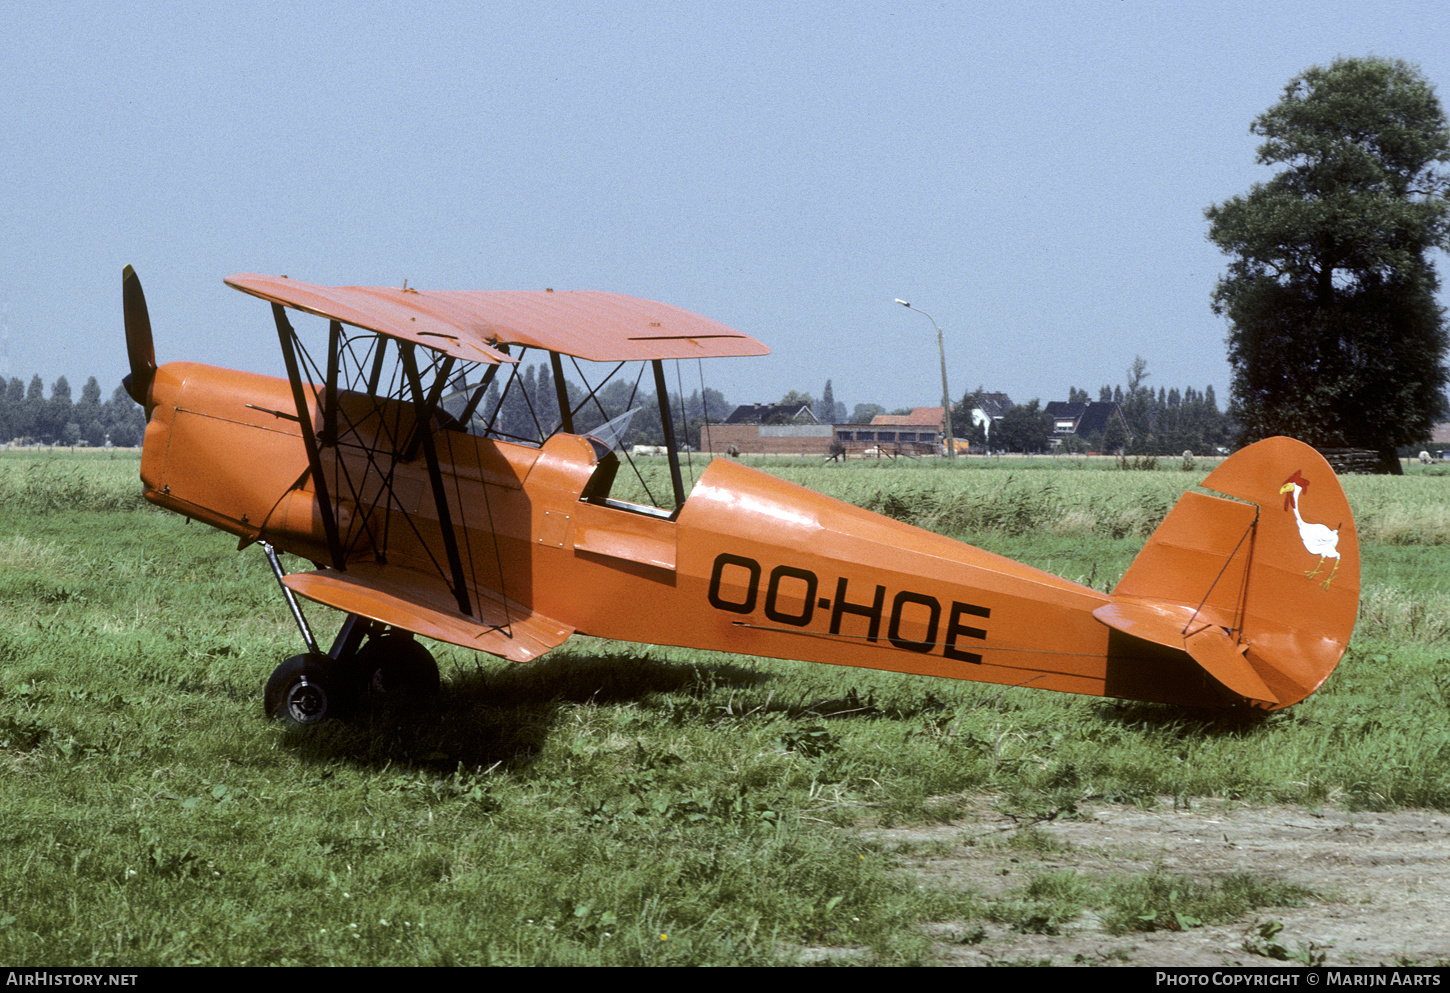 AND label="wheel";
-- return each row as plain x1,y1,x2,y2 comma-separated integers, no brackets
265,654,343,726
354,635,440,702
